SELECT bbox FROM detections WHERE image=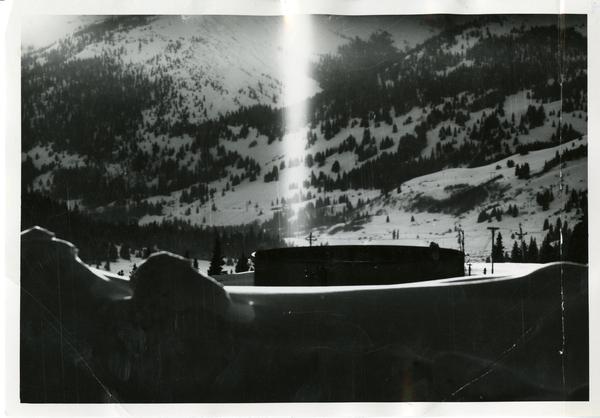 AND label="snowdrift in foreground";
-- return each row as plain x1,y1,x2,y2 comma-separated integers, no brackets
20,227,588,402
